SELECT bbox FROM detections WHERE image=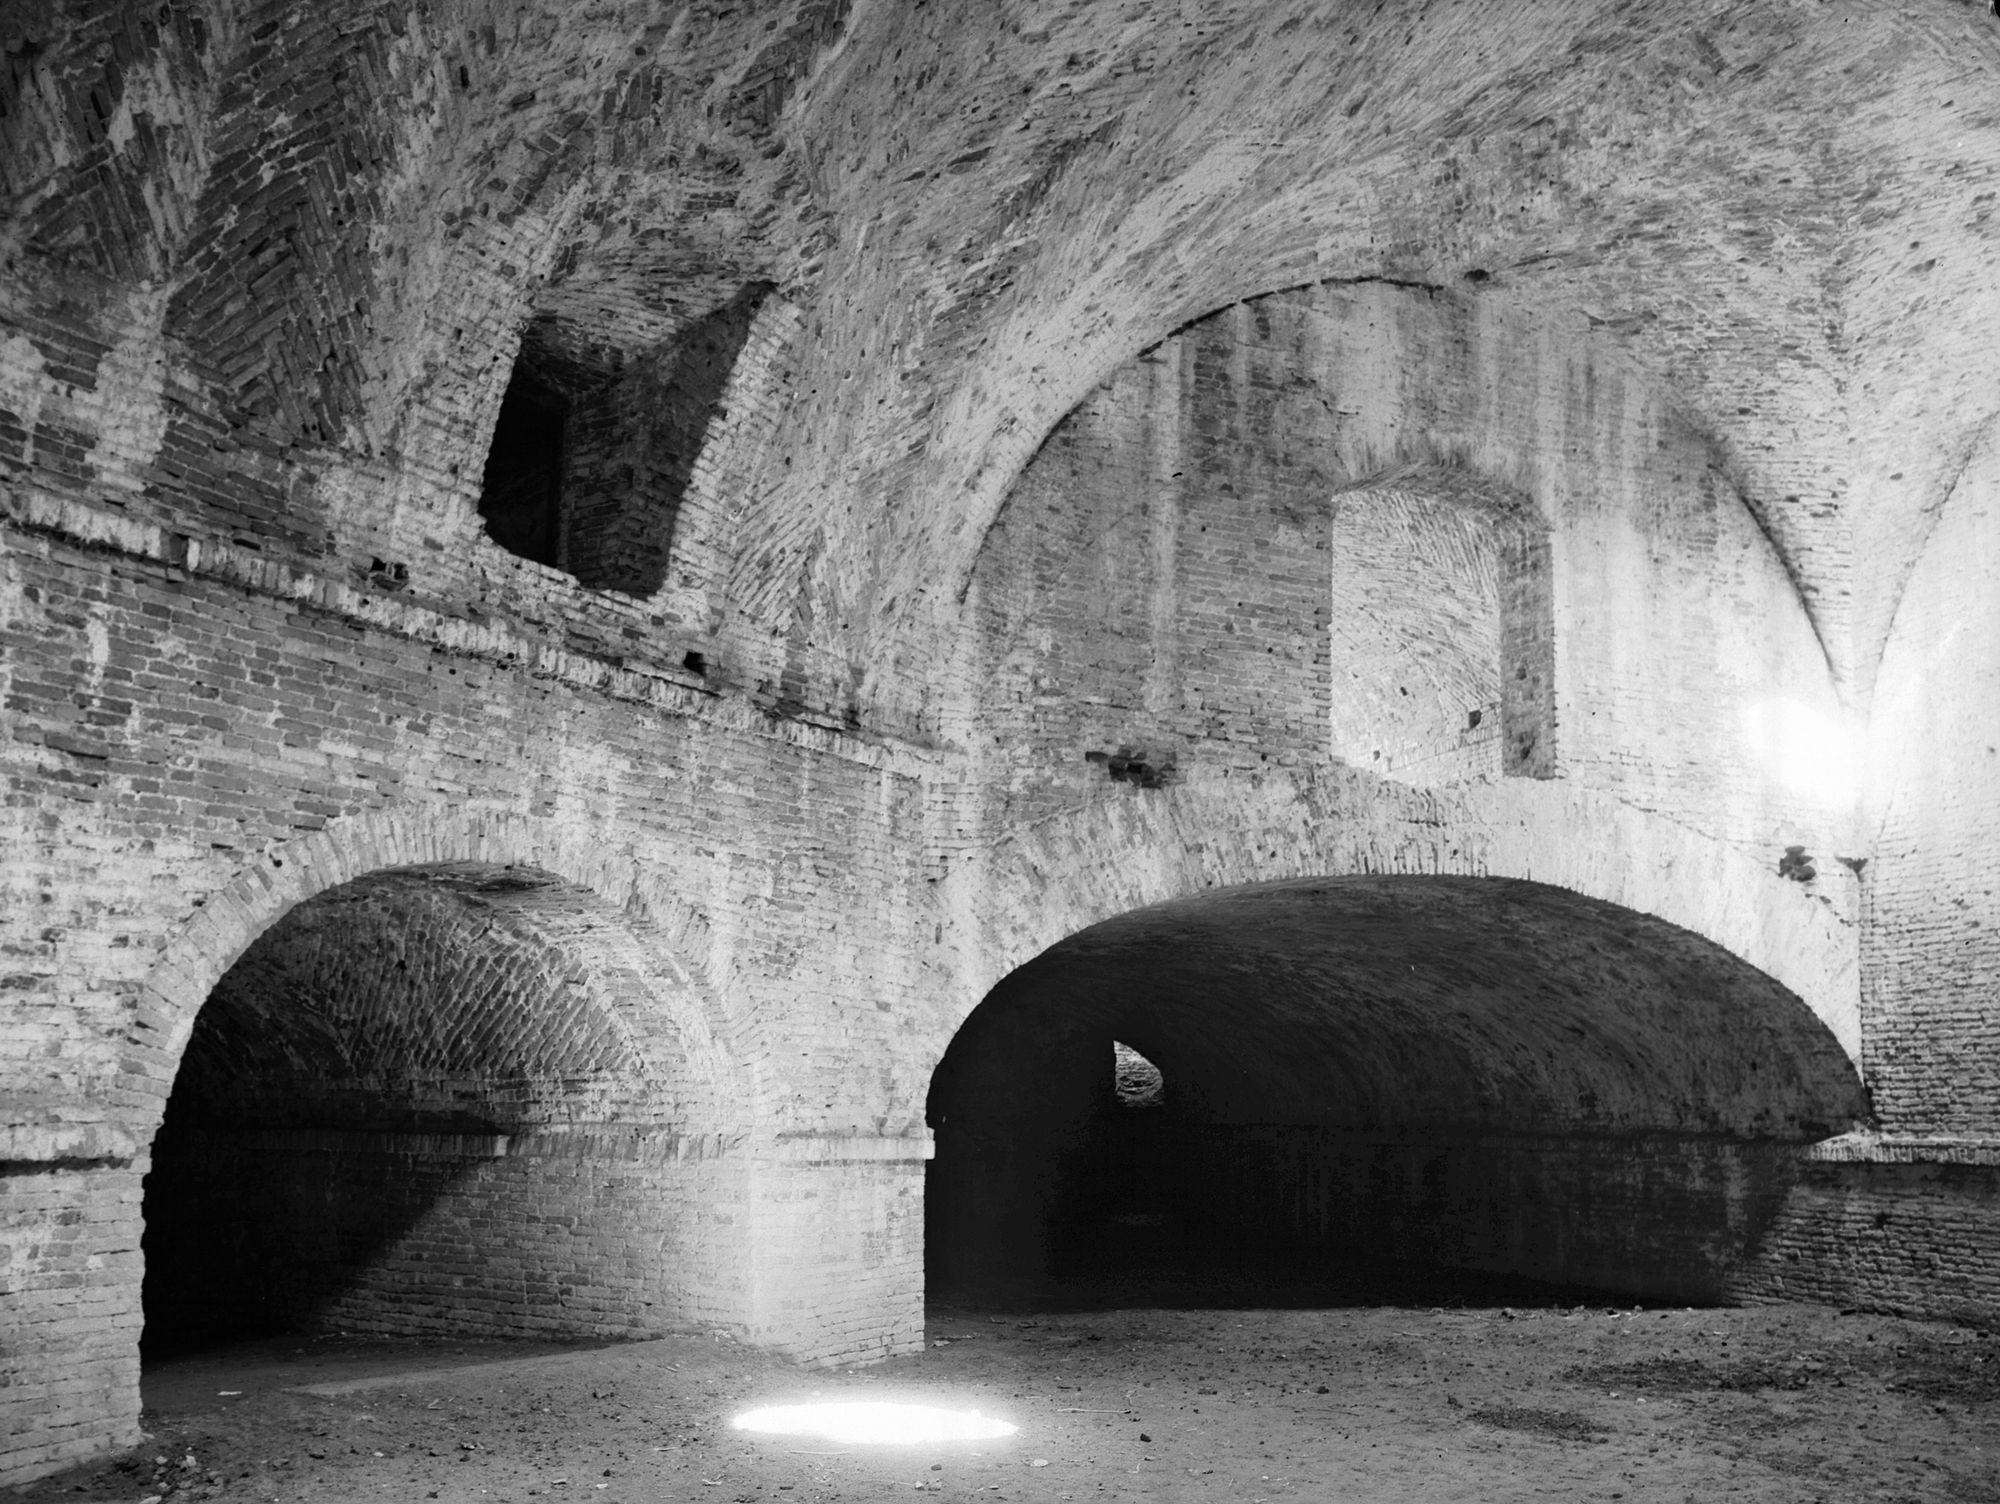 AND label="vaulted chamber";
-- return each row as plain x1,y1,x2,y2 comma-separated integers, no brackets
926,876,1869,1306
142,864,724,1352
